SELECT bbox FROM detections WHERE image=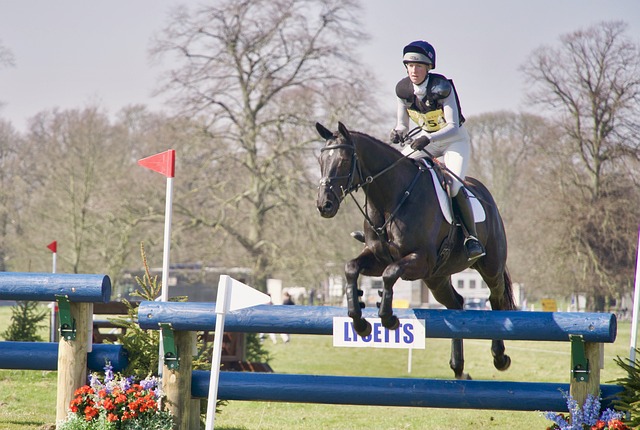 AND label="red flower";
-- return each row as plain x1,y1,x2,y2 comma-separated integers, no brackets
591,421,606,430
107,412,119,422
101,397,116,411
83,405,99,421
608,419,629,430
